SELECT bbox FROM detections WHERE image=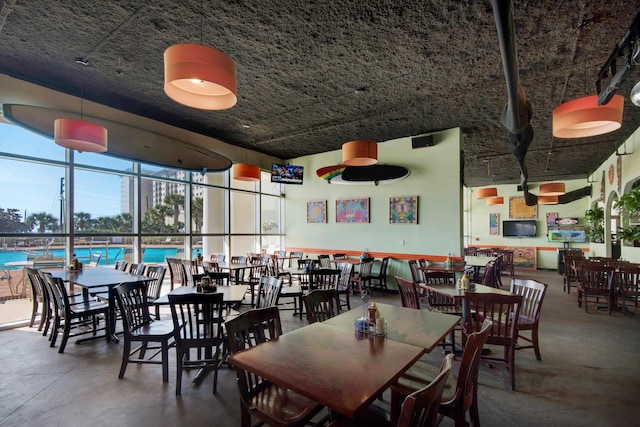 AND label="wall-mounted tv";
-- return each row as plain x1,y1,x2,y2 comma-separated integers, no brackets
502,220,537,237
548,225,587,243
271,163,304,185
